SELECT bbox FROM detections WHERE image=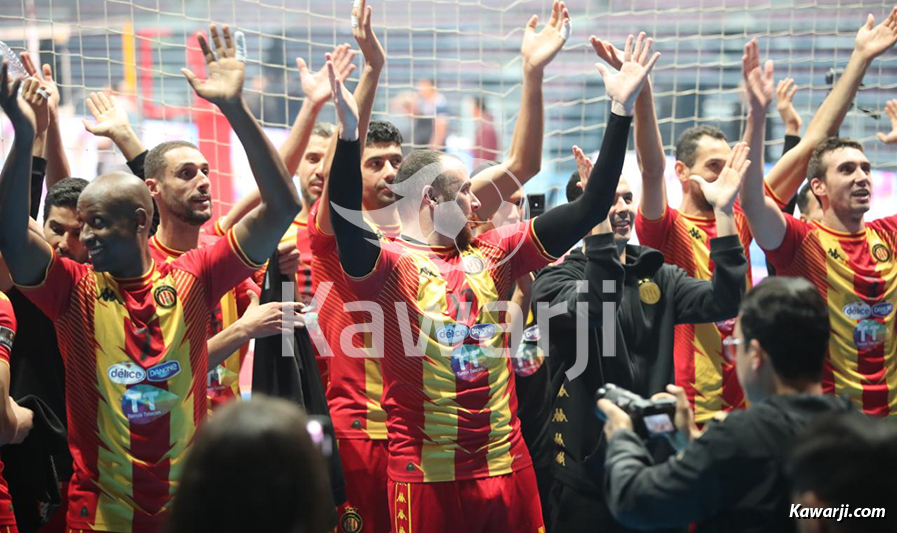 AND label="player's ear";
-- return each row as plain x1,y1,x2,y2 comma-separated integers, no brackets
422,185,439,208
673,160,689,184
145,177,160,197
134,207,149,233
809,177,825,198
